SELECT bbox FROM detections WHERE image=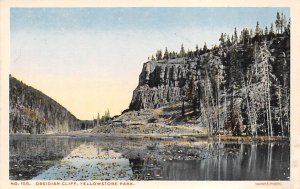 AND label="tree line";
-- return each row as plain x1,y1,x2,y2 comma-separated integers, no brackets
176,12,290,137
149,12,290,62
